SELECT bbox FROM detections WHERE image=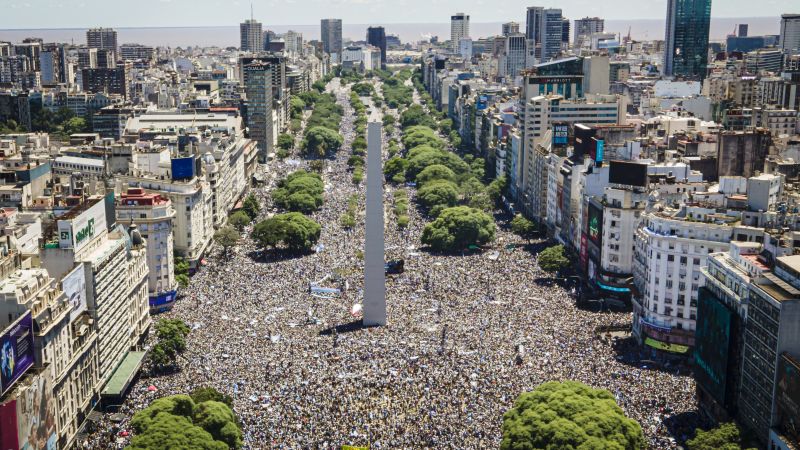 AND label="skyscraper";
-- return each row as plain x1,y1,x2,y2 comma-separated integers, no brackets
450,13,470,53
574,17,605,50
561,17,570,49
367,26,387,69
664,0,712,79
525,7,543,43
321,19,343,61
243,61,274,162
240,19,263,53
525,7,562,62
86,28,118,53
502,22,520,37
781,14,800,55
